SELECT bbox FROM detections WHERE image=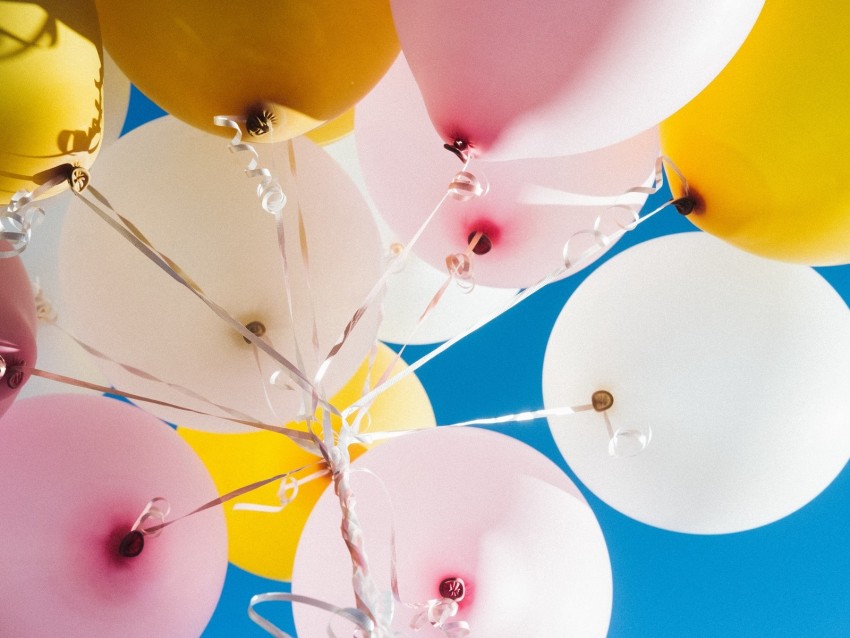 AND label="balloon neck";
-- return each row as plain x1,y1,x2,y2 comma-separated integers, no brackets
466,232,492,255
591,390,614,412
246,103,277,137
672,195,697,216
438,576,466,602
0,353,26,390
117,530,145,558
444,138,471,163
243,320,267,343
68,165,91,194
